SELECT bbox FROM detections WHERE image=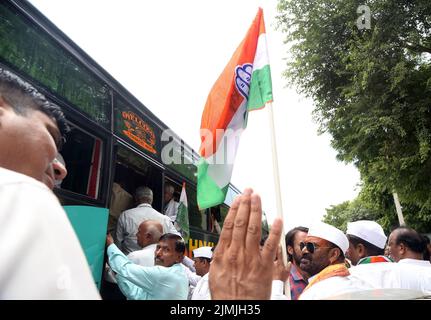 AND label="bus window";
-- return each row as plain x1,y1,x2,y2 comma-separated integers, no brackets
162,178,181,216
114,146,163,212
219,205,230,230
185,184,206,231
162,178,206,232
60,125,103,199
208,206,222,234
